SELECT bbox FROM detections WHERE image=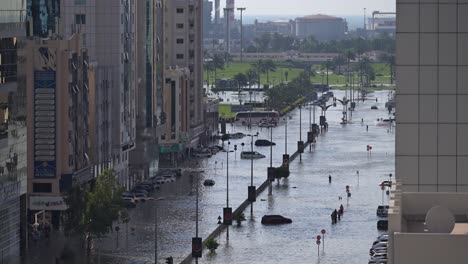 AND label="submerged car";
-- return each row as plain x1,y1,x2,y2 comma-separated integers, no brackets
261,215,292,225
240,151,266,159
255,139,276,146
203,179,215,186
